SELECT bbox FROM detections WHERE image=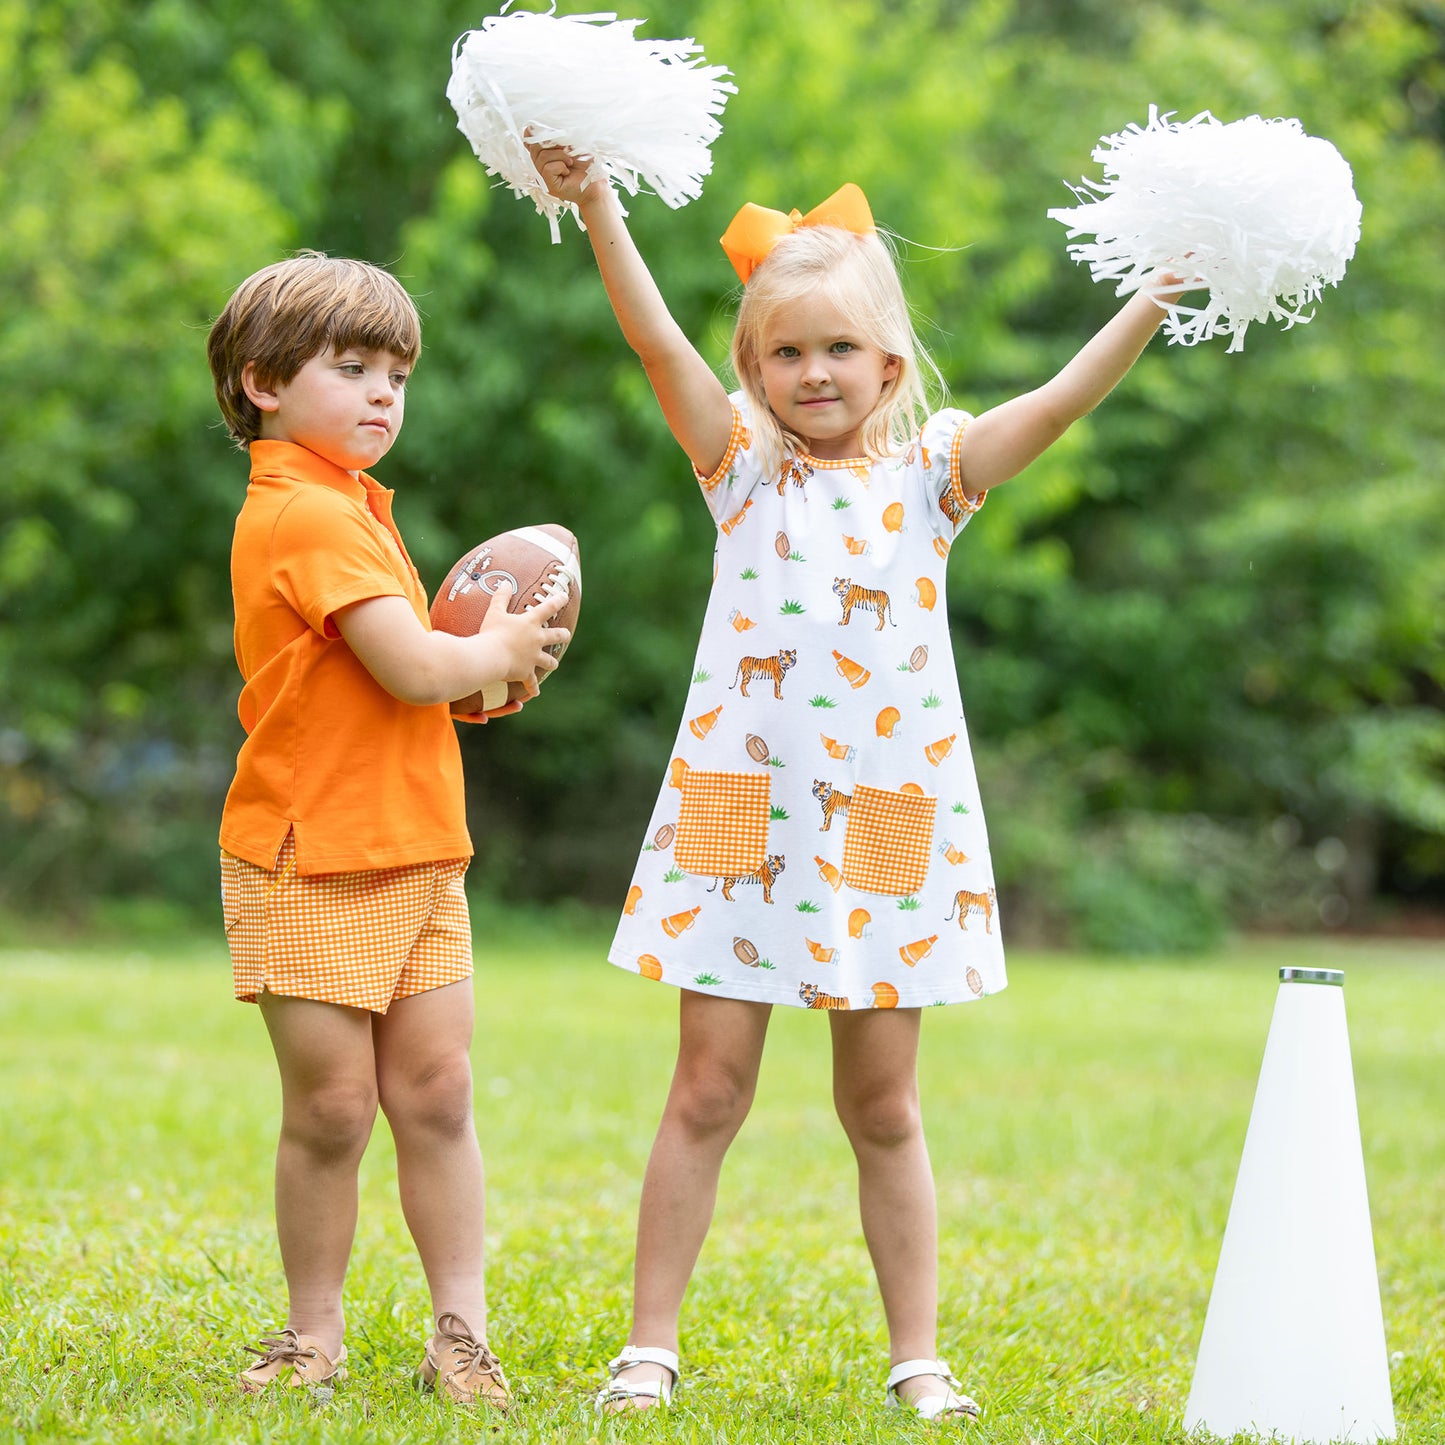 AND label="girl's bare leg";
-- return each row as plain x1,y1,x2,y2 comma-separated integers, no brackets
608,990,772,1409
258,993,380,1357
373,980,489,1334
830,1007,954,1407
